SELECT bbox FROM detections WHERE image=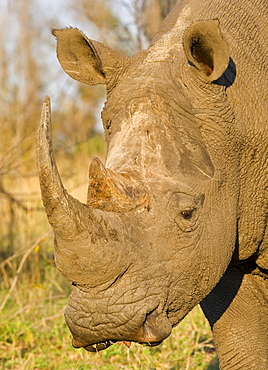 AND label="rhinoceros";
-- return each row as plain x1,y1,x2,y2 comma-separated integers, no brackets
37,0,268,368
